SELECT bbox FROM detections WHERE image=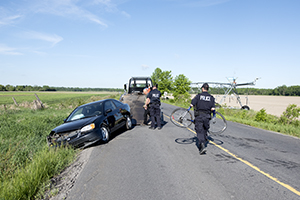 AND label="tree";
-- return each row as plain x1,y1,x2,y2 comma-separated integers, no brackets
151,68,173,95
273,85,288,96
173,74,192,101
151,68,162,85
16,85,25,91
0,84,6,91
159,71,173,94
24,85,33,91
5,84,15,91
